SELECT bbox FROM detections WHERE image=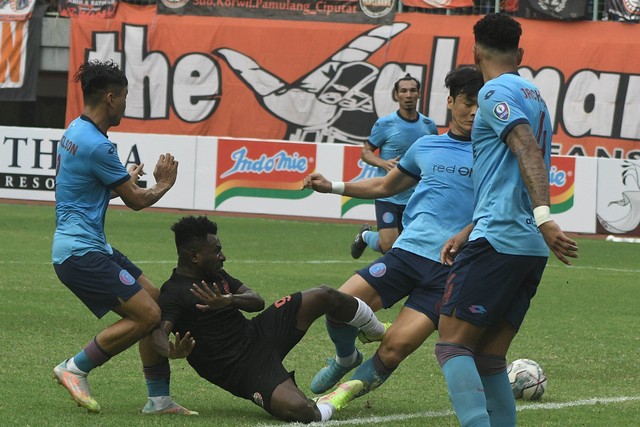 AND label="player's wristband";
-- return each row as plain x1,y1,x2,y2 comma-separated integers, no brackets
533,206,552,227
330,181,345,195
